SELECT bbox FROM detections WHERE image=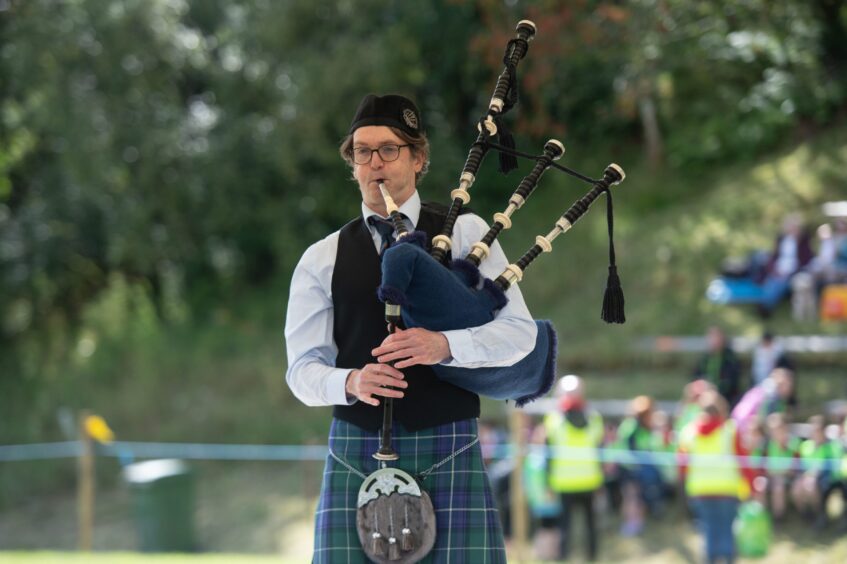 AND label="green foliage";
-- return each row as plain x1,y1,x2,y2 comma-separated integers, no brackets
2,0,845,340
